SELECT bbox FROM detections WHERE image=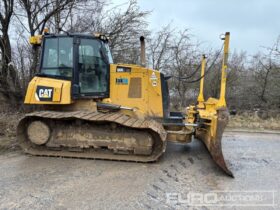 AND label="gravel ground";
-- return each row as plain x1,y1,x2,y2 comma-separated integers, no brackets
0,132,279,210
